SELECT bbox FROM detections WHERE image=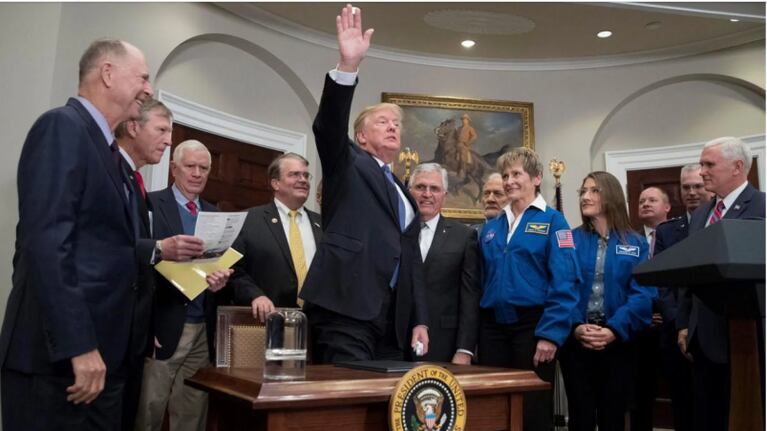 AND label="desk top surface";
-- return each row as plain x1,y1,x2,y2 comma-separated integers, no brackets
187,363,549,410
